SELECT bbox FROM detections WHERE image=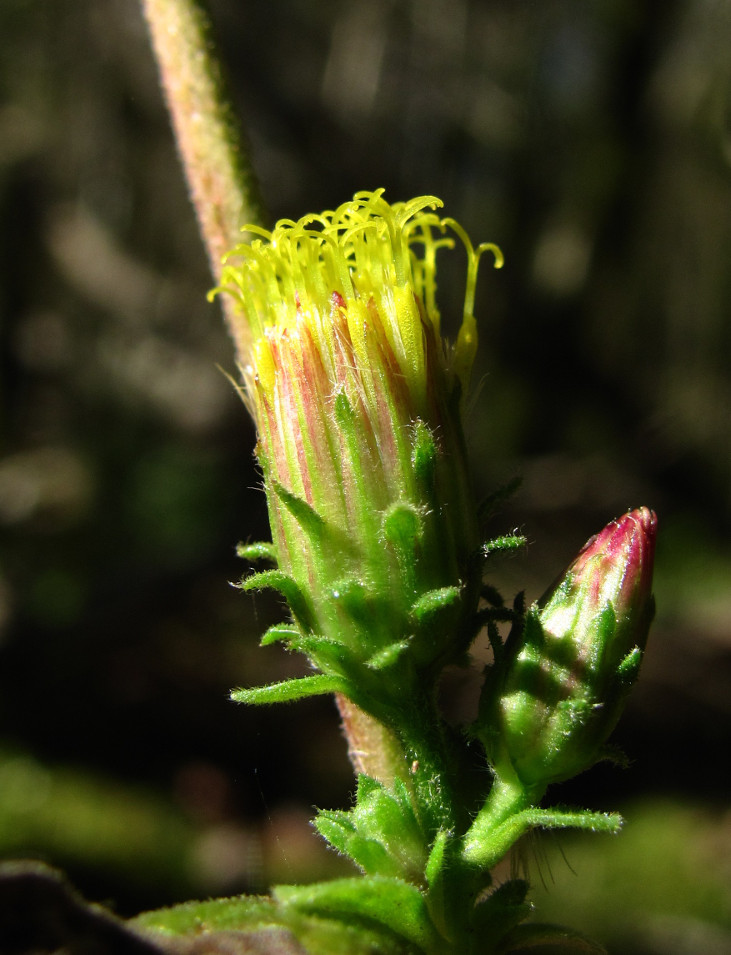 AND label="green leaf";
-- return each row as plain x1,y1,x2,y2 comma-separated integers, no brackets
411,421,438,495
424,829,449,890
616,645,642,687
133,893,282,933
333,393,368,486
236,540,279,564
422,829,450,943
330,578,375,629
382,503,423,555
259,629,358,682
269,481,327,541
260,624,300,647
462,801,624,871
409,586,462,660
482,534,528,557
591,604,617,663
410,586,461,623
350,777,426,882
355,774,382,801
292,635,358,675
133,893,407,954
312,809,356,849
314,811,400,878
275,876,442,953
528,807,623,835
365,640,411,670
382,503,423,597
391,777,423,833
503,604,544,661
238,570,314,632
230,674,346,705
